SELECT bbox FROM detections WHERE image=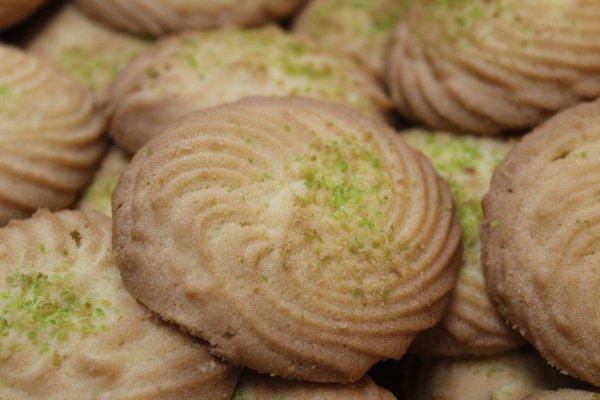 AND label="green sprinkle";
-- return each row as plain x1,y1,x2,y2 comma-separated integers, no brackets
38,243,47,254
